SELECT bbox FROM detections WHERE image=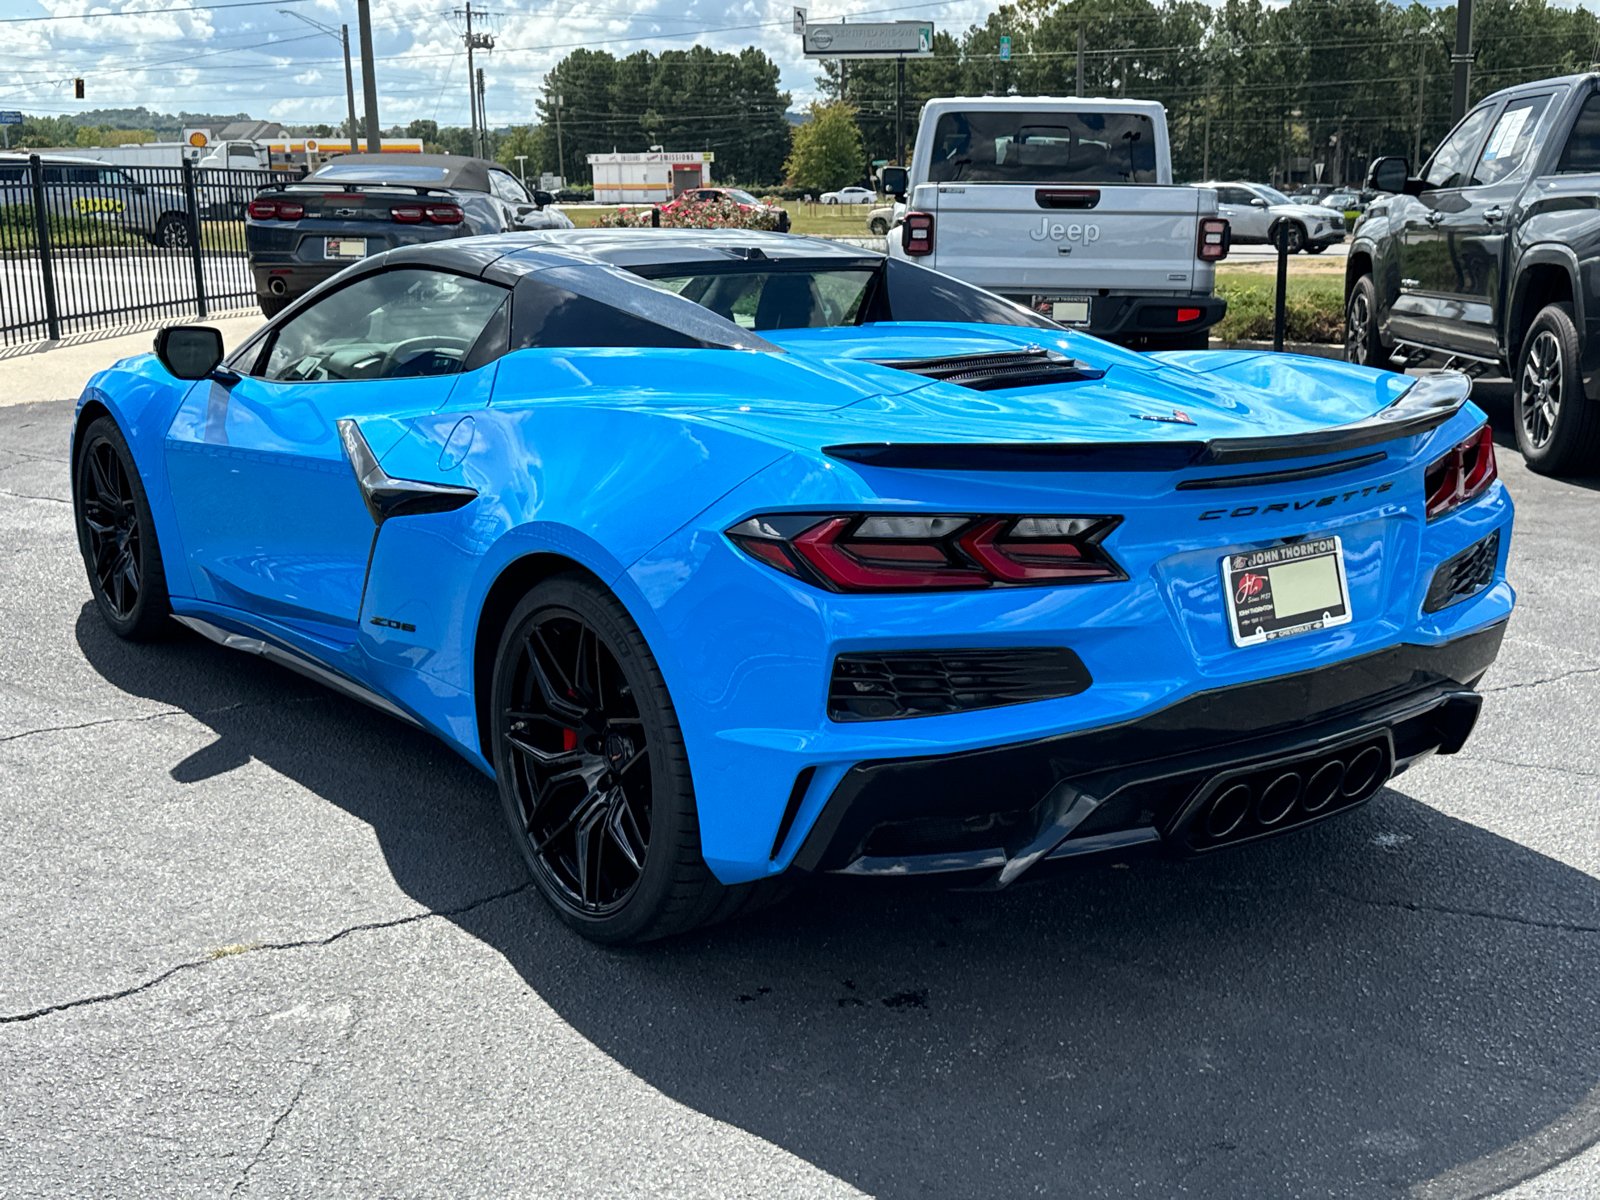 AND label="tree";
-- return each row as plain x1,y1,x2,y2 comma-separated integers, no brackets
496,125,551,180
784,102,866,190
